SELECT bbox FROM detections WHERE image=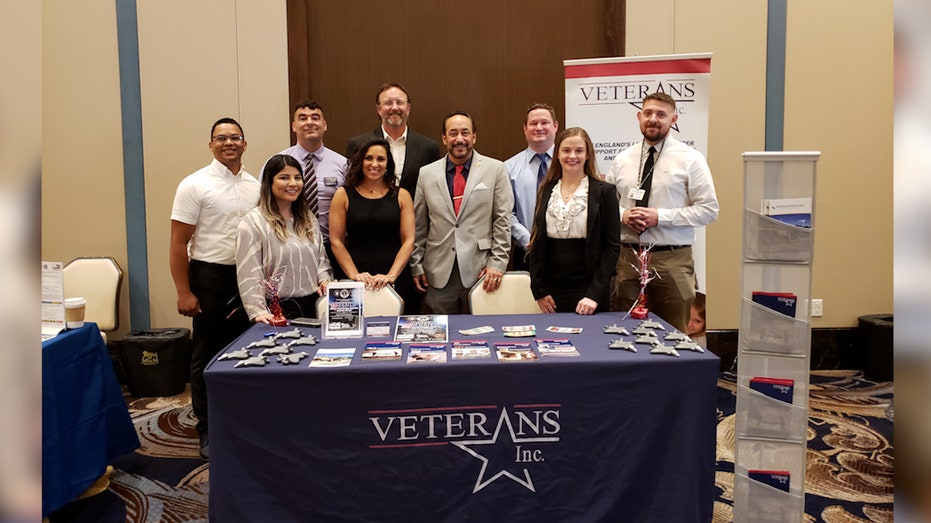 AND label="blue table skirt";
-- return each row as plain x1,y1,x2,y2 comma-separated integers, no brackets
206,312,719,523
42,322,140,516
